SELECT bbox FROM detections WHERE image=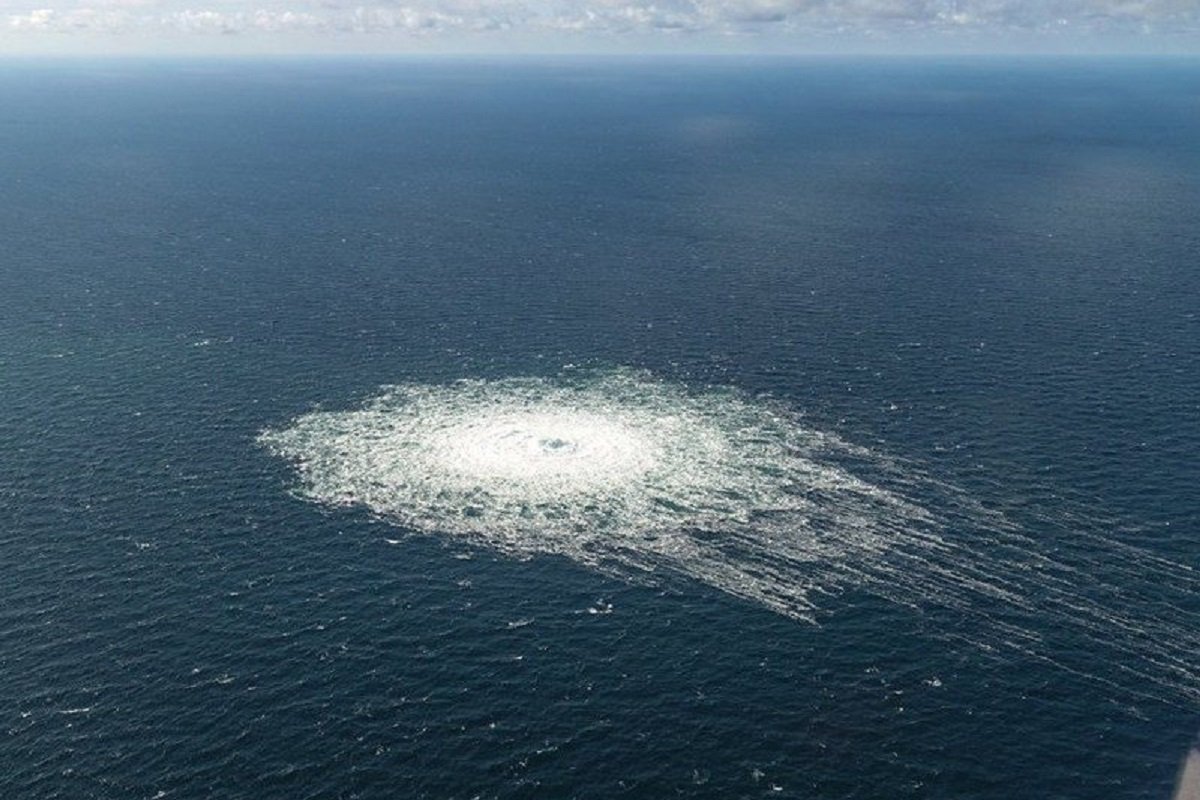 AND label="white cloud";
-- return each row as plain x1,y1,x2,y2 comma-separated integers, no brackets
8,7,55,28
2,0,1198,48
